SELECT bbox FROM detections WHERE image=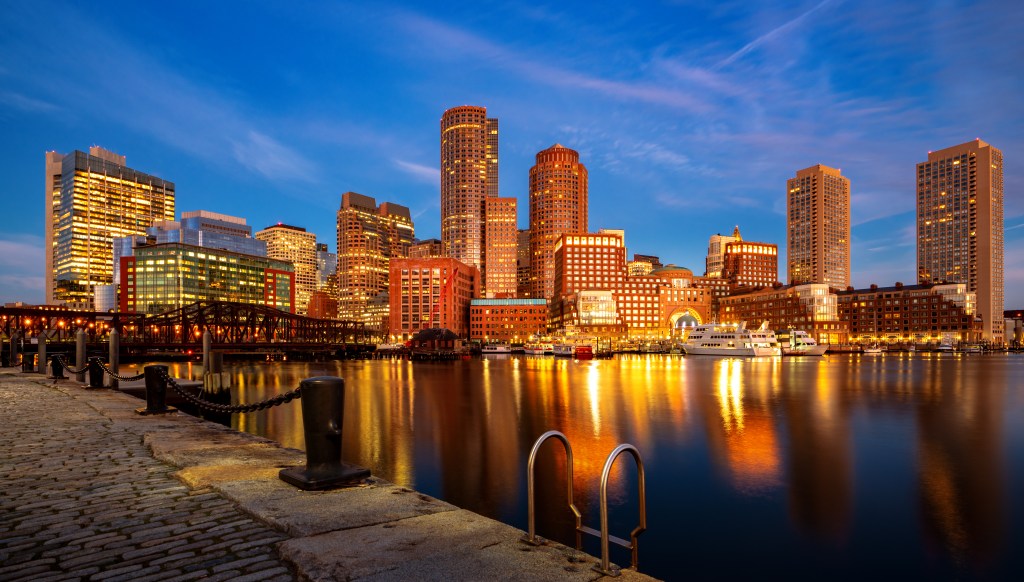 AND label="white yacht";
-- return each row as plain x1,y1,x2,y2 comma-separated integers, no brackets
776,329,829,356
682,322,781,357
552,342,575,357
523,343,553,355
481,342,511,354
862,344,884,355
